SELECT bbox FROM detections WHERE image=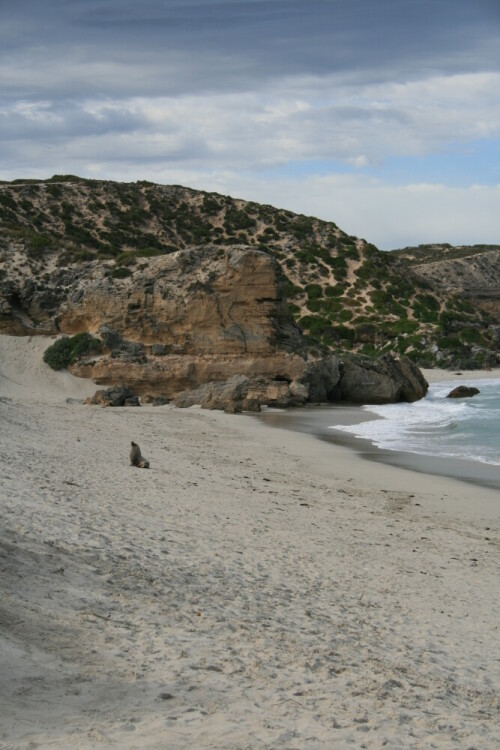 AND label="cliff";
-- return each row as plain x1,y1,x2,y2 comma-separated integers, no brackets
0,236,426,408
0,178,498,369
